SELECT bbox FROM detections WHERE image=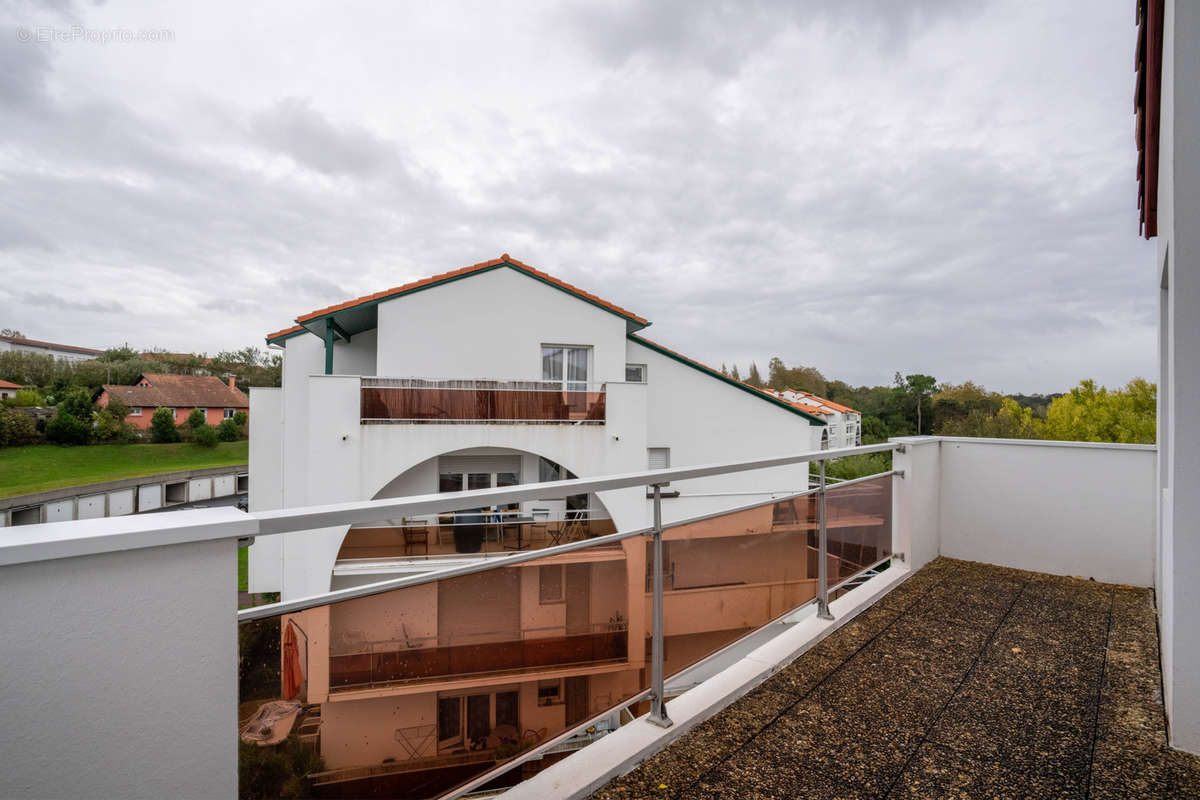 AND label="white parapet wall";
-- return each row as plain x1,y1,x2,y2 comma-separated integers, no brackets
0,508,250,799
893,436,1156,587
